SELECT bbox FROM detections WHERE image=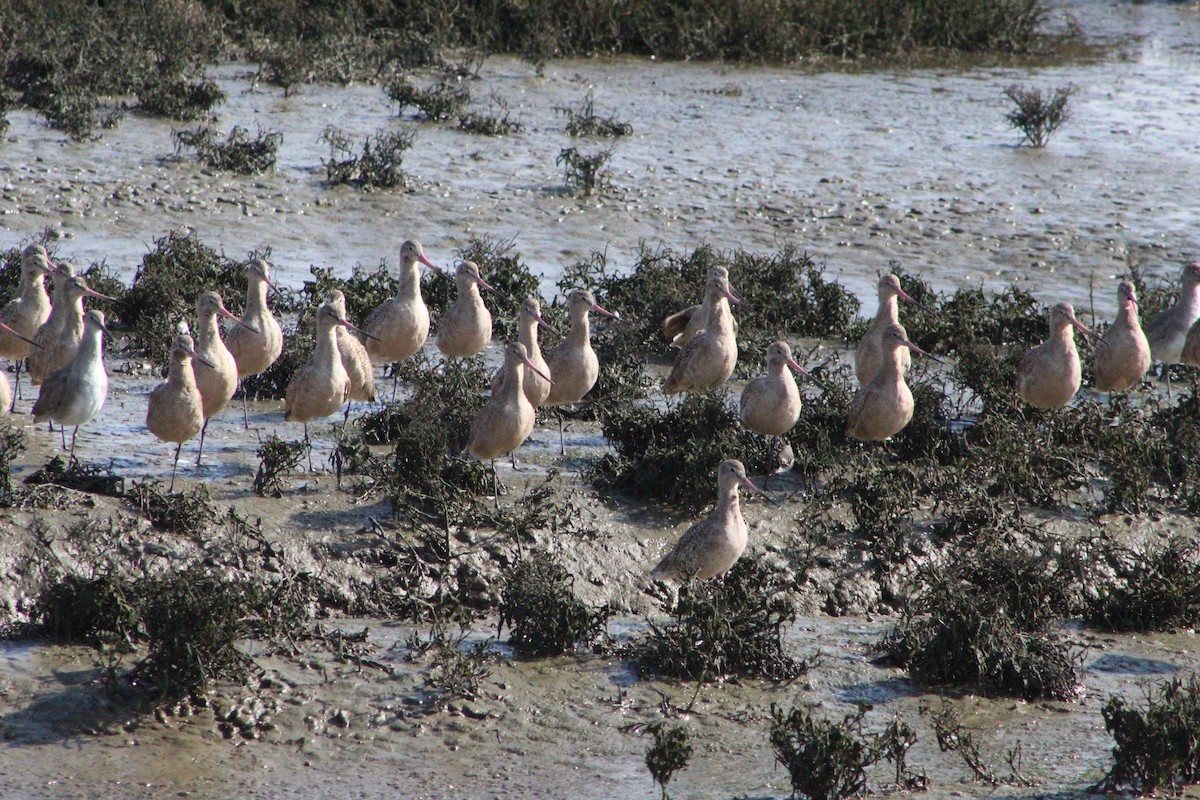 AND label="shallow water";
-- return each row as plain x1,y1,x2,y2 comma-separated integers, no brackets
3,1,1200,797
